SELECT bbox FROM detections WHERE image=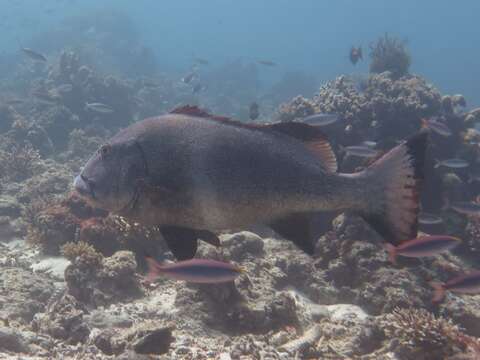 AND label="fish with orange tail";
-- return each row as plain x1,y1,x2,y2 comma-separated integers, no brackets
430,271,480,303
384,235,461,264
145,257,244,284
